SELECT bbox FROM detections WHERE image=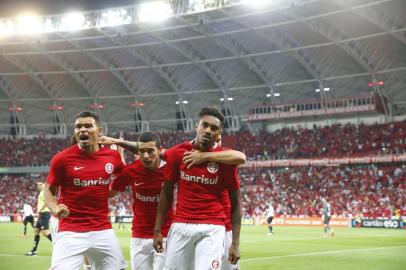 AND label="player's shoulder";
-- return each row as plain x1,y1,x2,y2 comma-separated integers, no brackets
51,144,77,163
165,141,192,157
122,159,143,173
